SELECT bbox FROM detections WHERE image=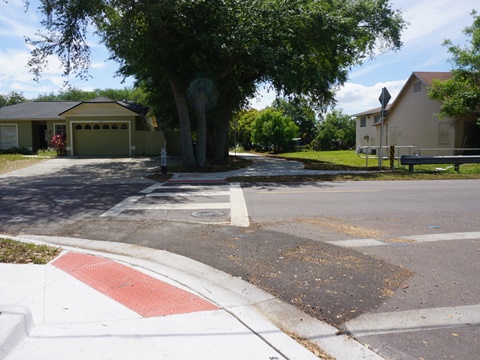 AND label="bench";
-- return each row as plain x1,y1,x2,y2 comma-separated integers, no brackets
400,155,480,173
